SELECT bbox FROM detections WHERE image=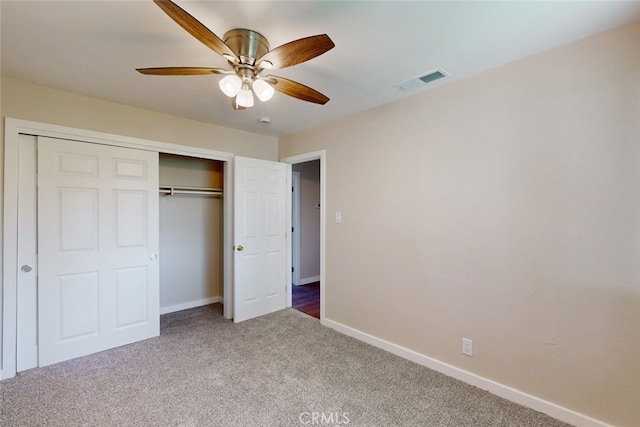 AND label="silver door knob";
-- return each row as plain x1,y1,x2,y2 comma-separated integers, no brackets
149,253,158,260
21,265,33,273
236,245,244,252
